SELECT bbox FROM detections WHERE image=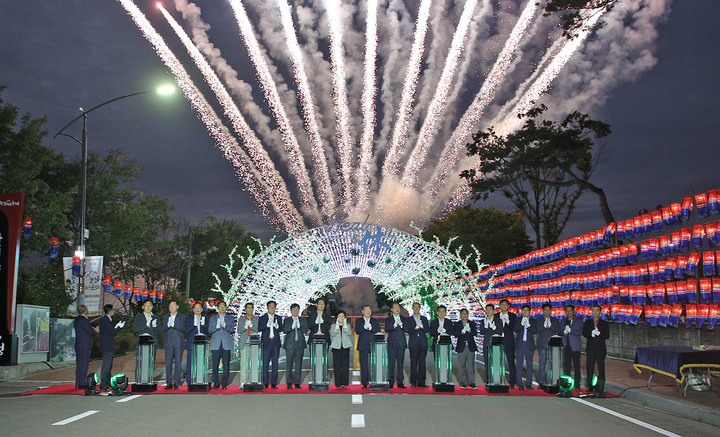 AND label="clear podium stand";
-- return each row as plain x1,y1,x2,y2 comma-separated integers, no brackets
434,334,455,392
486,334,508,393
132,334,157,392
243,334,264,392
370,333,390,391
188,334,211,392
309,334,329,391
